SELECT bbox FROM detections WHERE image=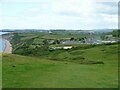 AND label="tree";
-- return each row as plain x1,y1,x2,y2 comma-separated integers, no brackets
79,38,85,43
70,37,74,41
53,40,60,44
12,33,21,44
43,39,49,46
